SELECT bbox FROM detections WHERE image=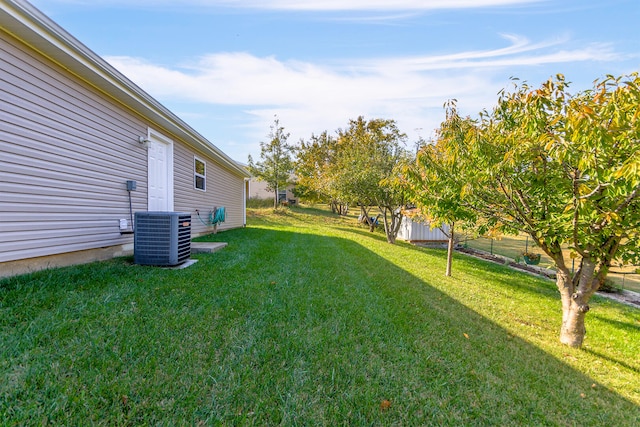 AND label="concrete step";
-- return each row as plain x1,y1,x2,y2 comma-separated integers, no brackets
191,242,228,254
